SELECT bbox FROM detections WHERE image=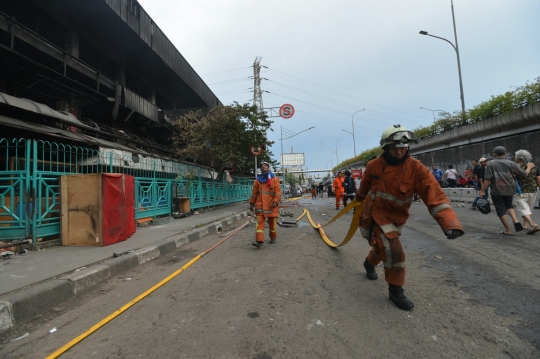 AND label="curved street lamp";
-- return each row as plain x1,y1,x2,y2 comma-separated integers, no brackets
280,125,315,171
351,109,365,157
419,1,465,120
420,107,444,121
